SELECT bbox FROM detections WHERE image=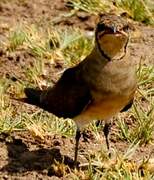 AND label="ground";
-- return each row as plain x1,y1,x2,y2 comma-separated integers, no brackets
0,0,154,179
